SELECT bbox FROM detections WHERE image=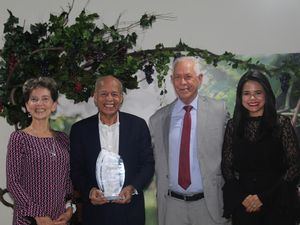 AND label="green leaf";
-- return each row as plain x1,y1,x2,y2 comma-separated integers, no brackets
4,10,19,33
139,14,156,29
